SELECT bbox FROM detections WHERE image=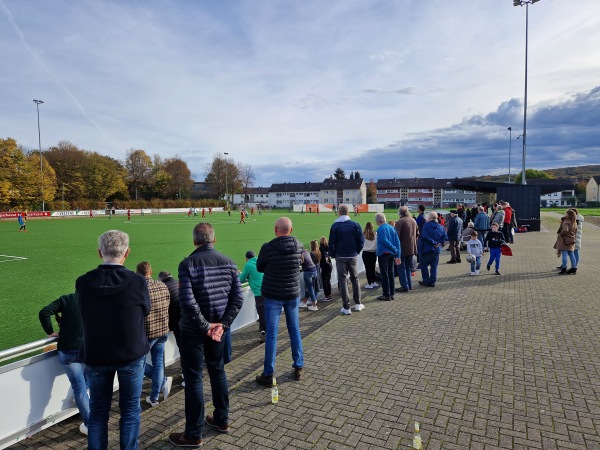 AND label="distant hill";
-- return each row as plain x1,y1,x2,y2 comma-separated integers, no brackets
477,165,600,183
